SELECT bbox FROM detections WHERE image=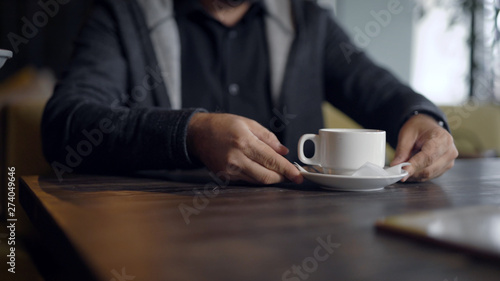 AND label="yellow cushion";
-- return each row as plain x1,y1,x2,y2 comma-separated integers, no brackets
5,96,52,177
0,68,54,218
322,102,500,160
441,104,500,158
